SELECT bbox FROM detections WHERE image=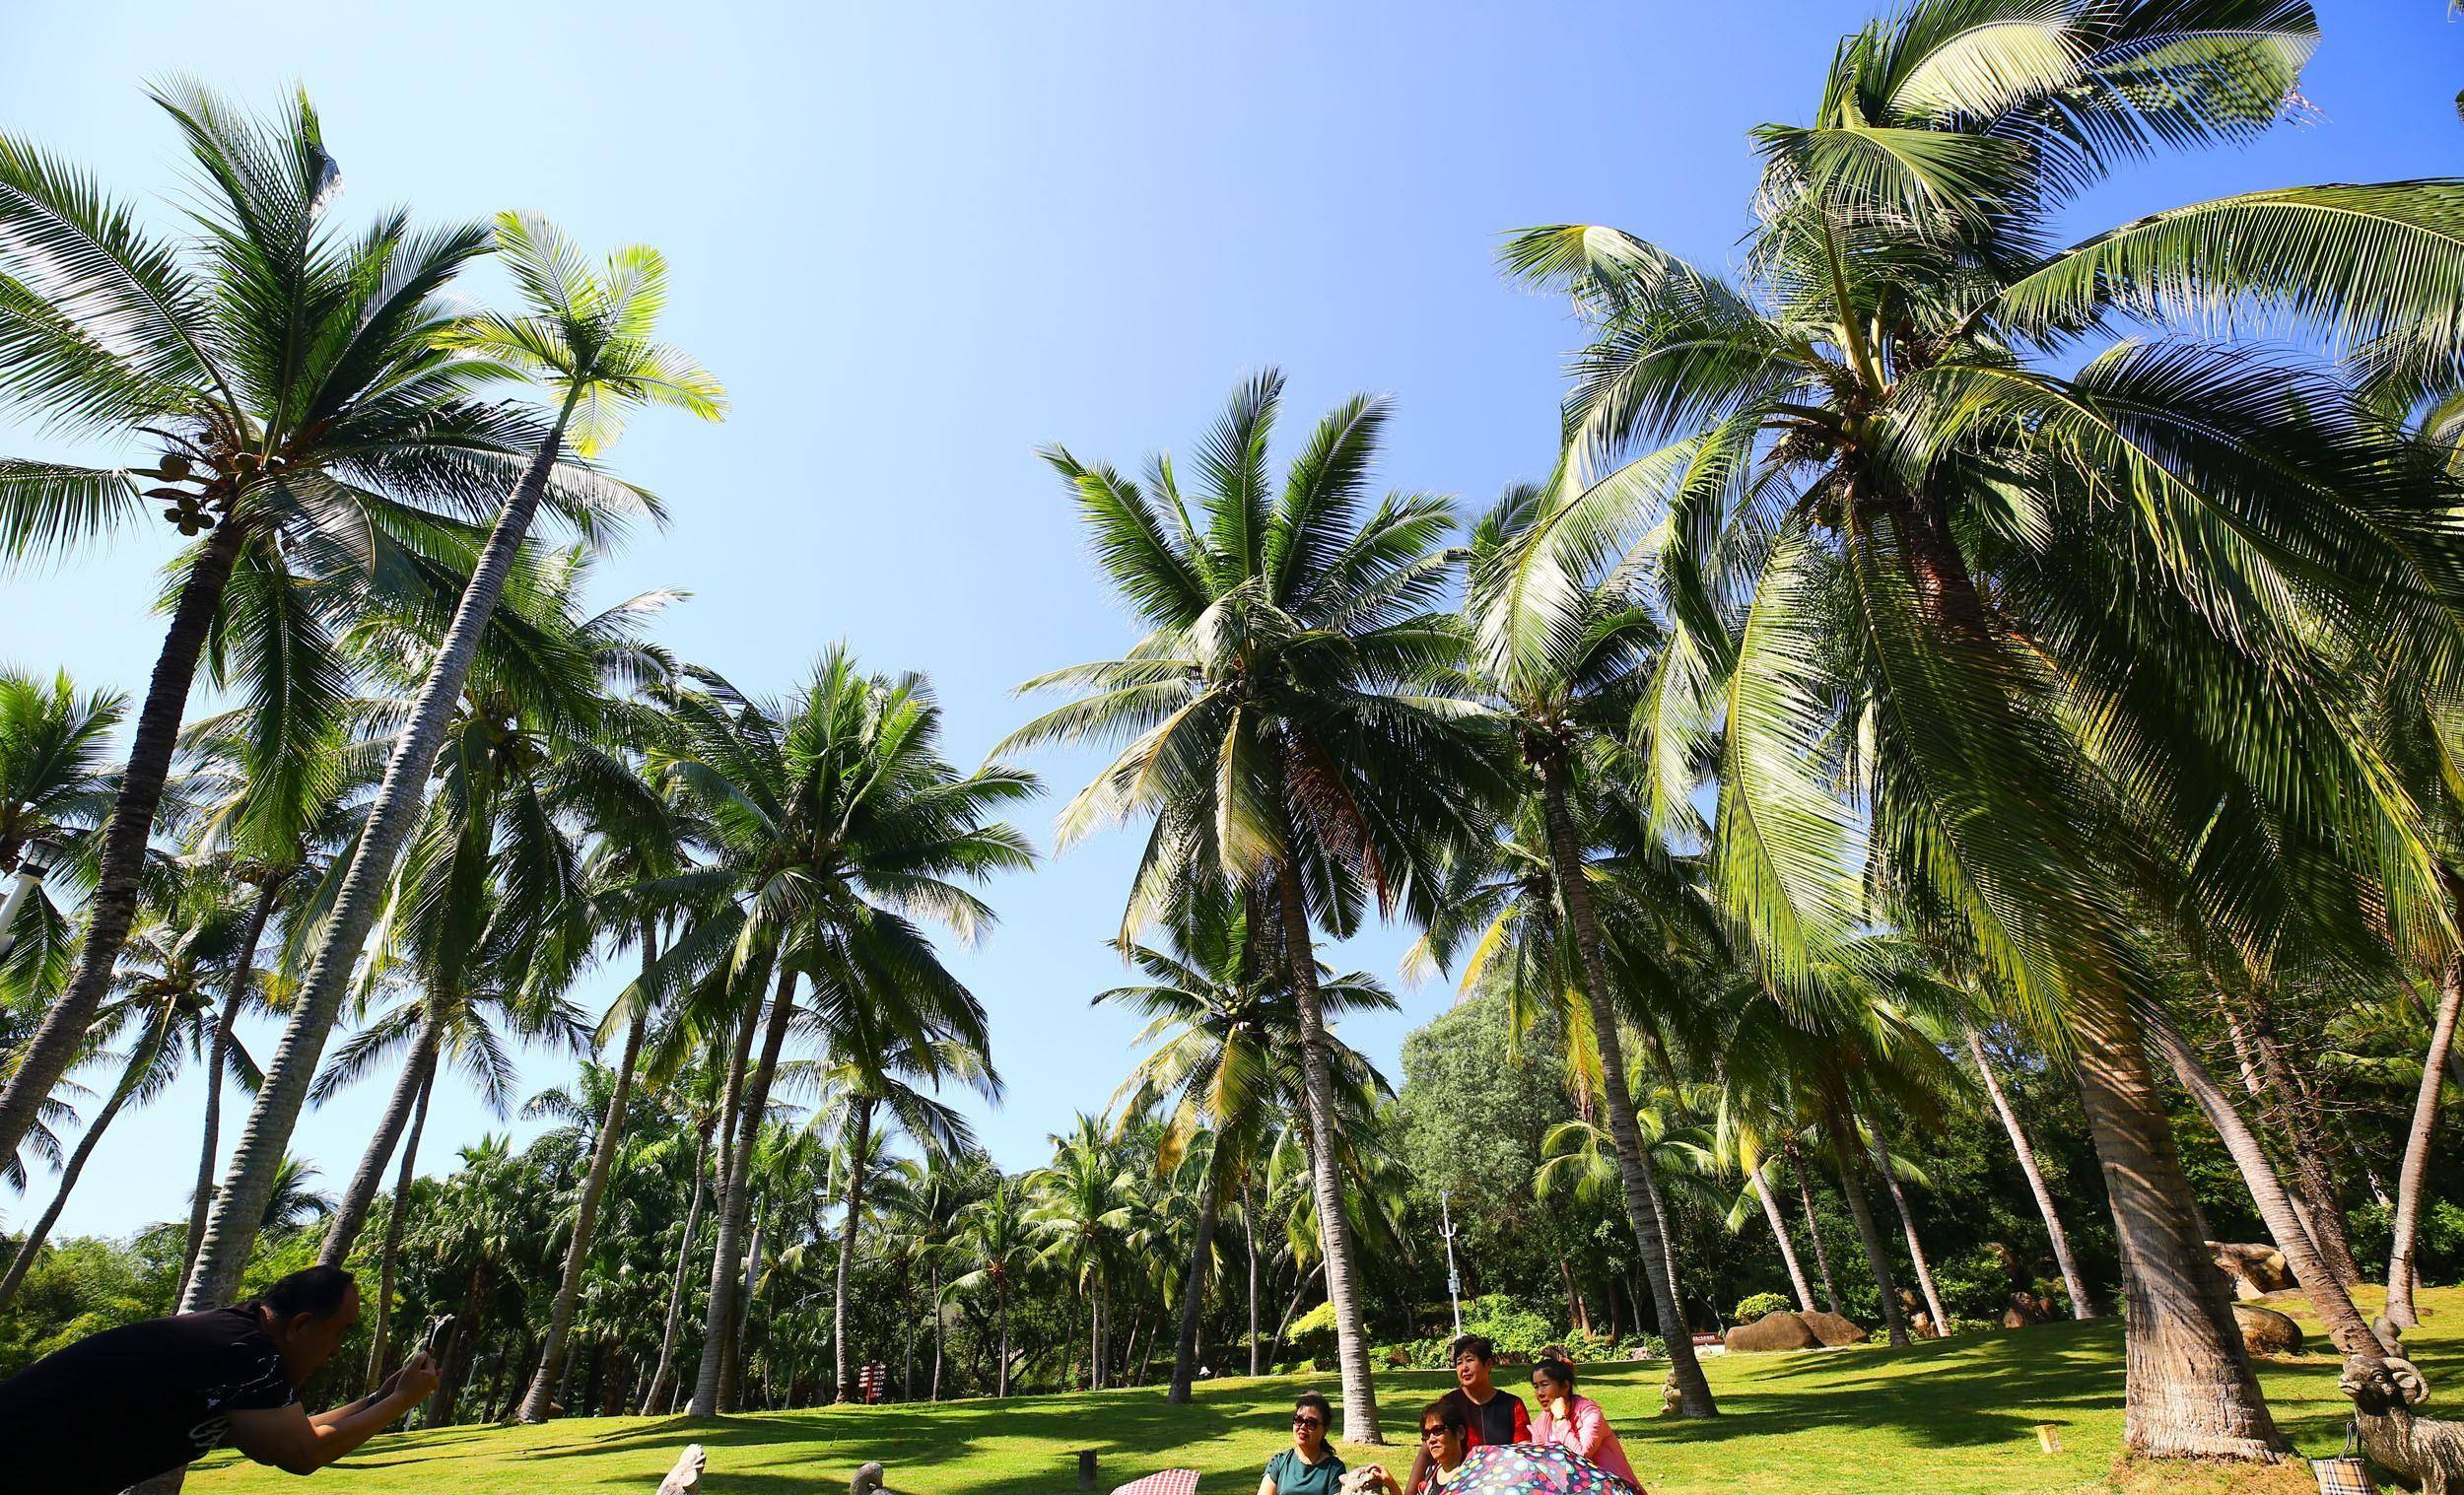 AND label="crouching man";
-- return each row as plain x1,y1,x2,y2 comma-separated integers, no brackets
0,1263,439,1494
